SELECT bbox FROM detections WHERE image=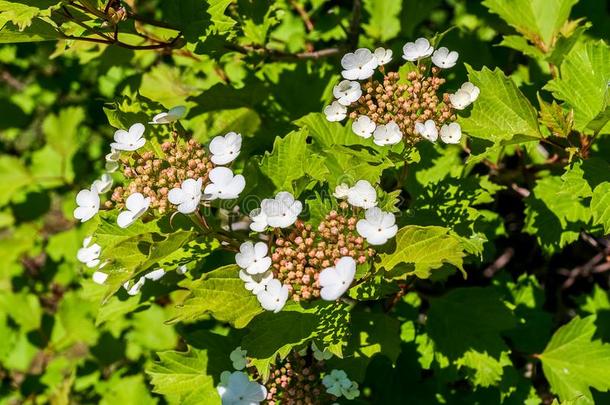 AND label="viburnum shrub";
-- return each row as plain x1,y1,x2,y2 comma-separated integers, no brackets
3,1,610,404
